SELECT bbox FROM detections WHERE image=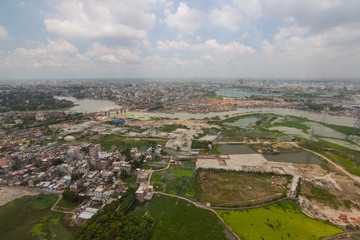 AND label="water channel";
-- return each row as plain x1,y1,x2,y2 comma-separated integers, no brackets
55,97,357,127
